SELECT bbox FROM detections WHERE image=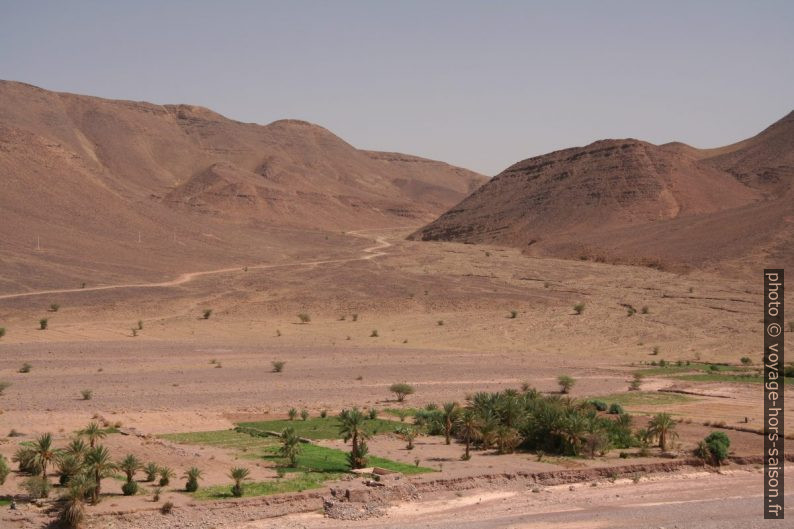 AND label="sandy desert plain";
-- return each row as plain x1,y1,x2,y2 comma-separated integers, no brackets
0,223,792,529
